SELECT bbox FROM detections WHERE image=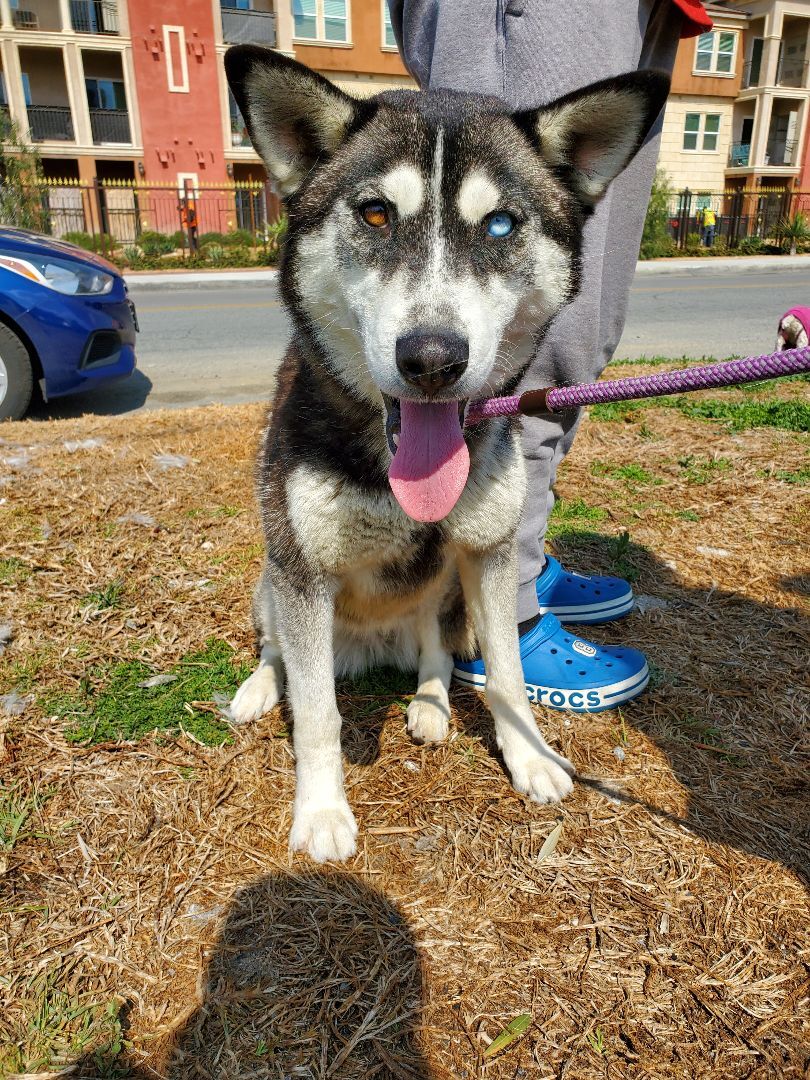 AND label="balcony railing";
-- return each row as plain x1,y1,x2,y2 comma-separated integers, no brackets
221,7,276,46
728,142,751,167
27,104,74,142
70,0,119,34
765,138,797,167
89,108,130,144
13,9,41,29
776,56,805,88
